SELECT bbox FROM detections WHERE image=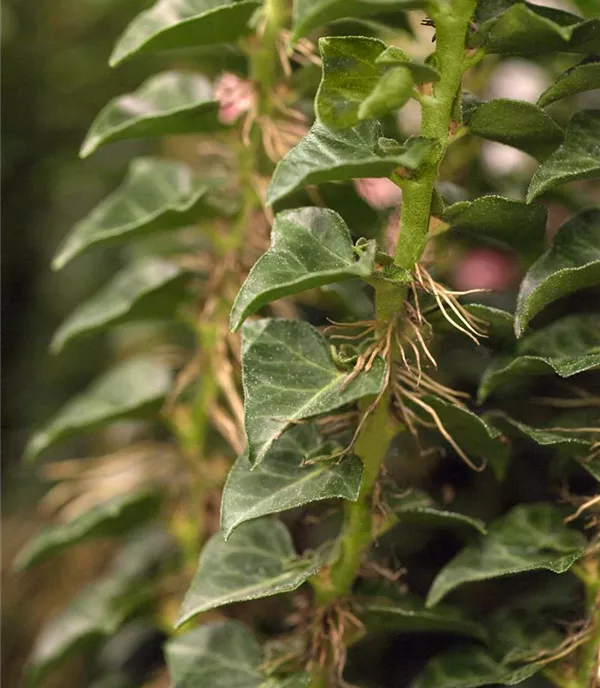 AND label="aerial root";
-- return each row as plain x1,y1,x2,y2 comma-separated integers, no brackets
565,493,600,523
